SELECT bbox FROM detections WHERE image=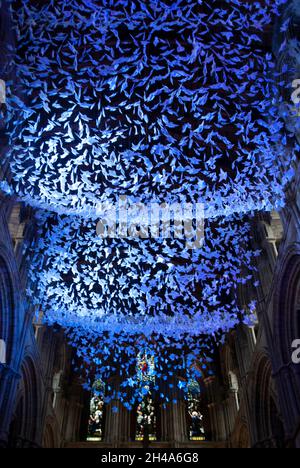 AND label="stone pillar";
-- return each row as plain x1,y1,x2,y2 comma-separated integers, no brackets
204,376,226,442
104,376,131,447
62,377,87,445
0,365,21,446
158,375,188,446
